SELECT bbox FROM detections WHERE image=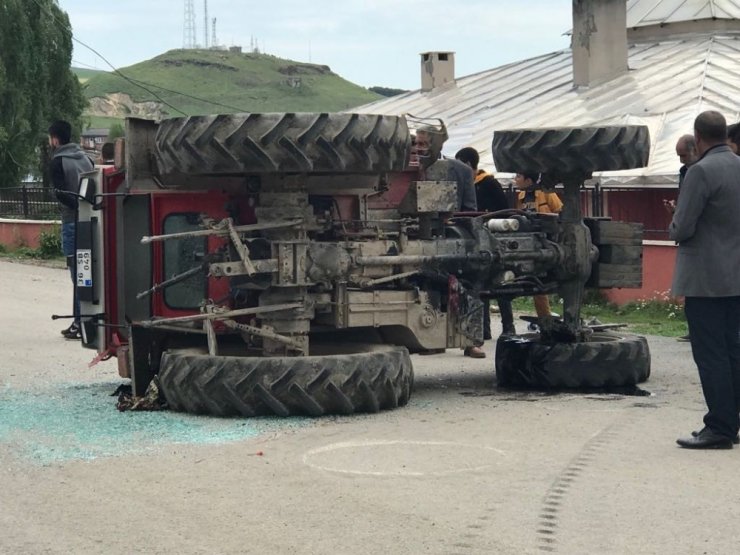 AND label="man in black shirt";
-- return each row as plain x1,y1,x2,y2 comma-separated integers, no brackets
456,148,516,358
456,147,509,213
